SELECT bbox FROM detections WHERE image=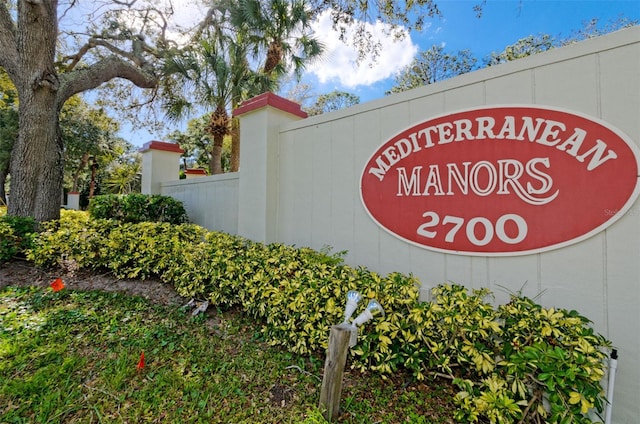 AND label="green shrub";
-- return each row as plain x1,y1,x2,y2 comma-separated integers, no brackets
28,210,114,269
0,221,16,262
490,296,609,423
25,212,612,423
100,221,206,279
0,214,37,263
28,210,204,278
88,193,188,224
